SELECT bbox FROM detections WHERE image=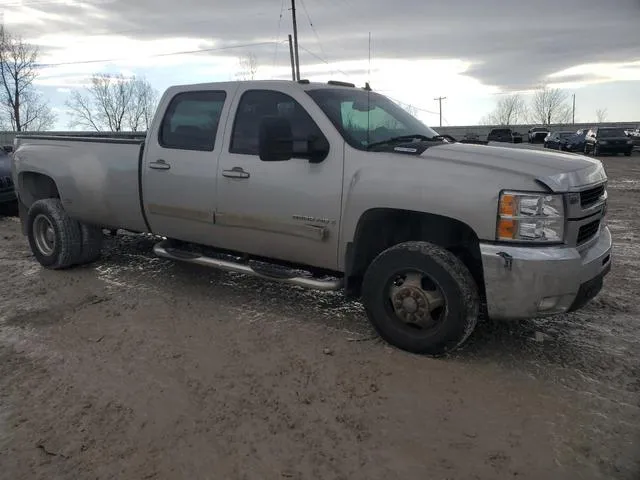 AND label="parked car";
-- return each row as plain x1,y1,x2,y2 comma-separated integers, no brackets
0,147,16,206
528,126,550,143
544,131,576,150
487,127,514,142
625,128,640,151
11,79,612,356
460,132,488,145
563,129,590,152
584,127,634,156
511,131,523,143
